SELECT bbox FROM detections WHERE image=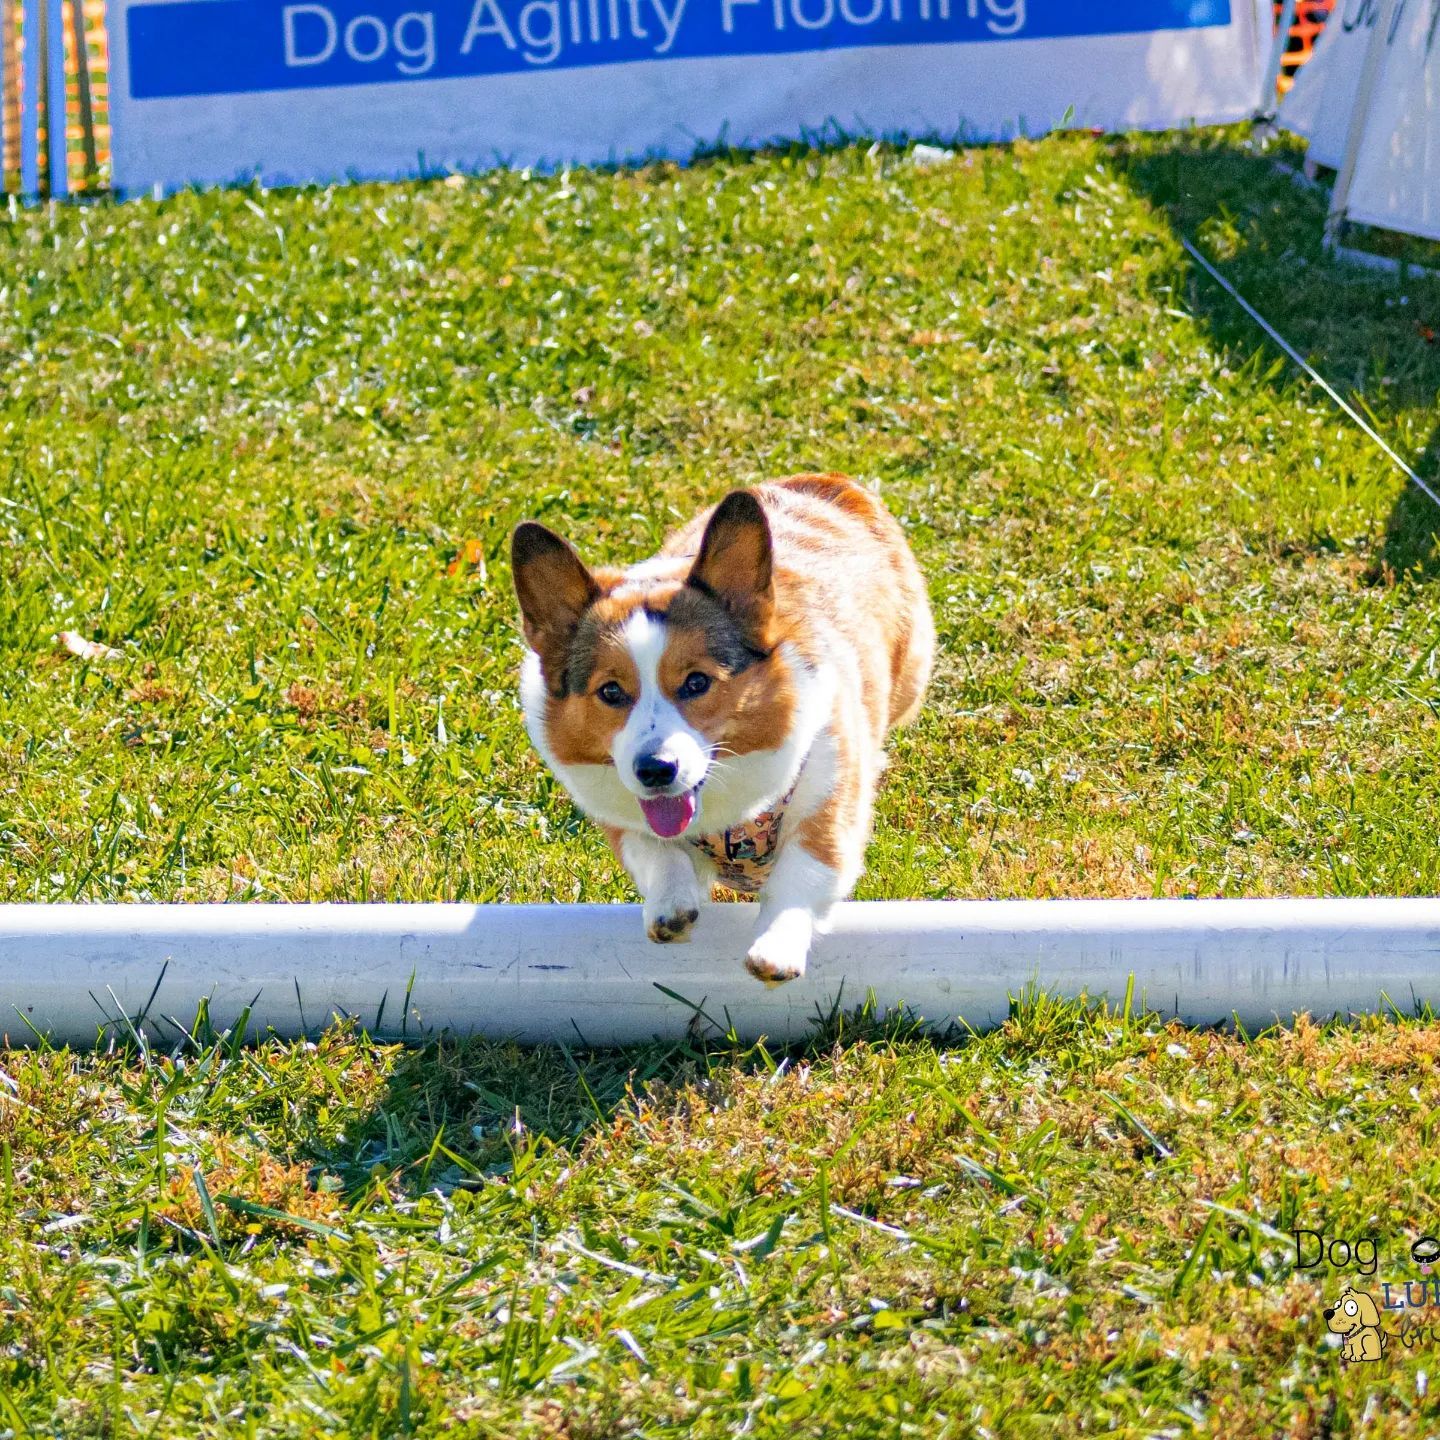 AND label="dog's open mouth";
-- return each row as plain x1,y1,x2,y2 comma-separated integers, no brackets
638,788,698,838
